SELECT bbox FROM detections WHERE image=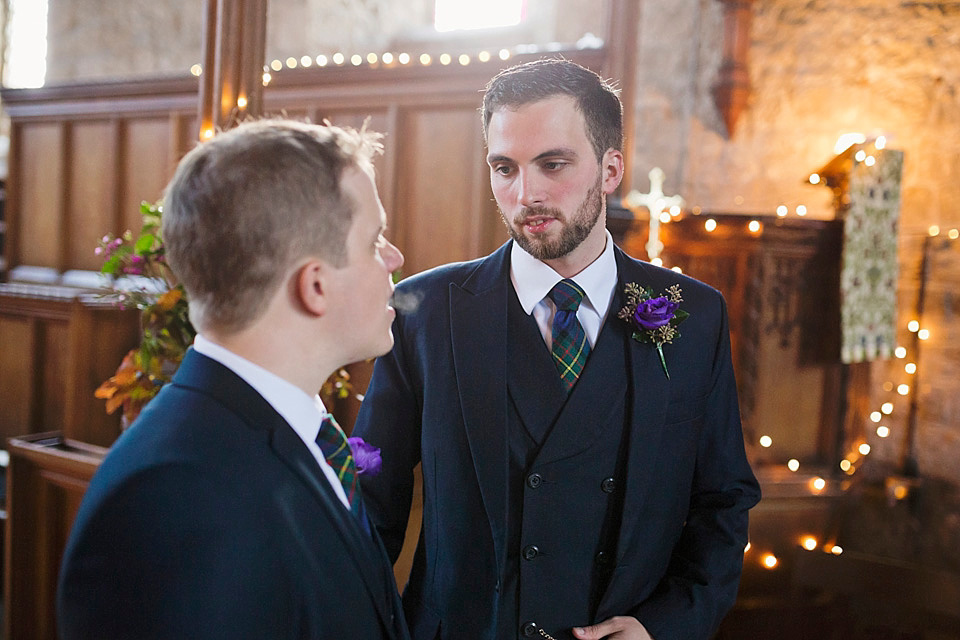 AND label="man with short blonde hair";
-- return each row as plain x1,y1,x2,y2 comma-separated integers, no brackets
58,119,409,640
